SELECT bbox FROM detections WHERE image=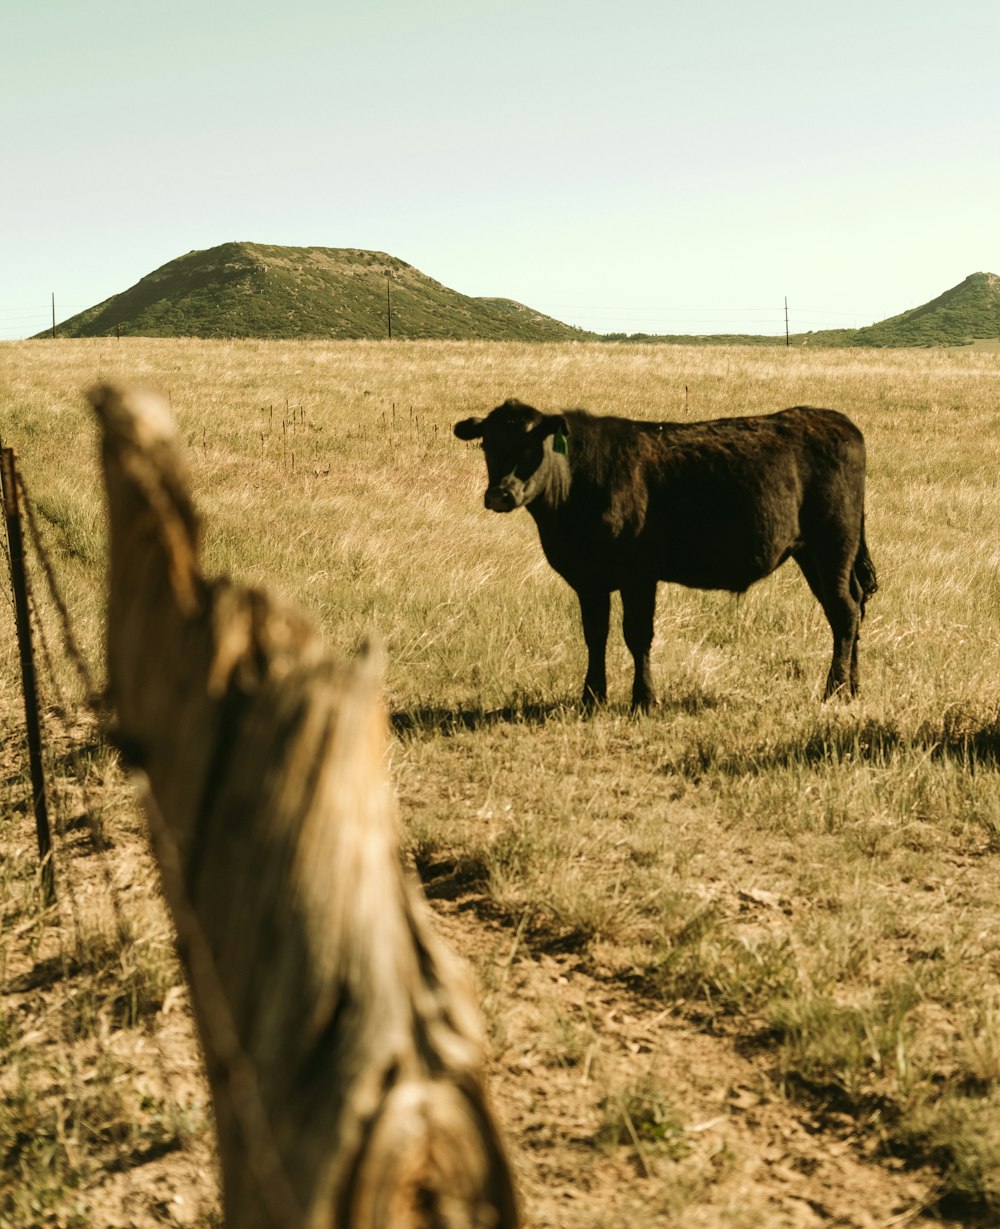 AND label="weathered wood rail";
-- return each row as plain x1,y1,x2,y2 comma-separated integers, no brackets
91,384,518,1229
